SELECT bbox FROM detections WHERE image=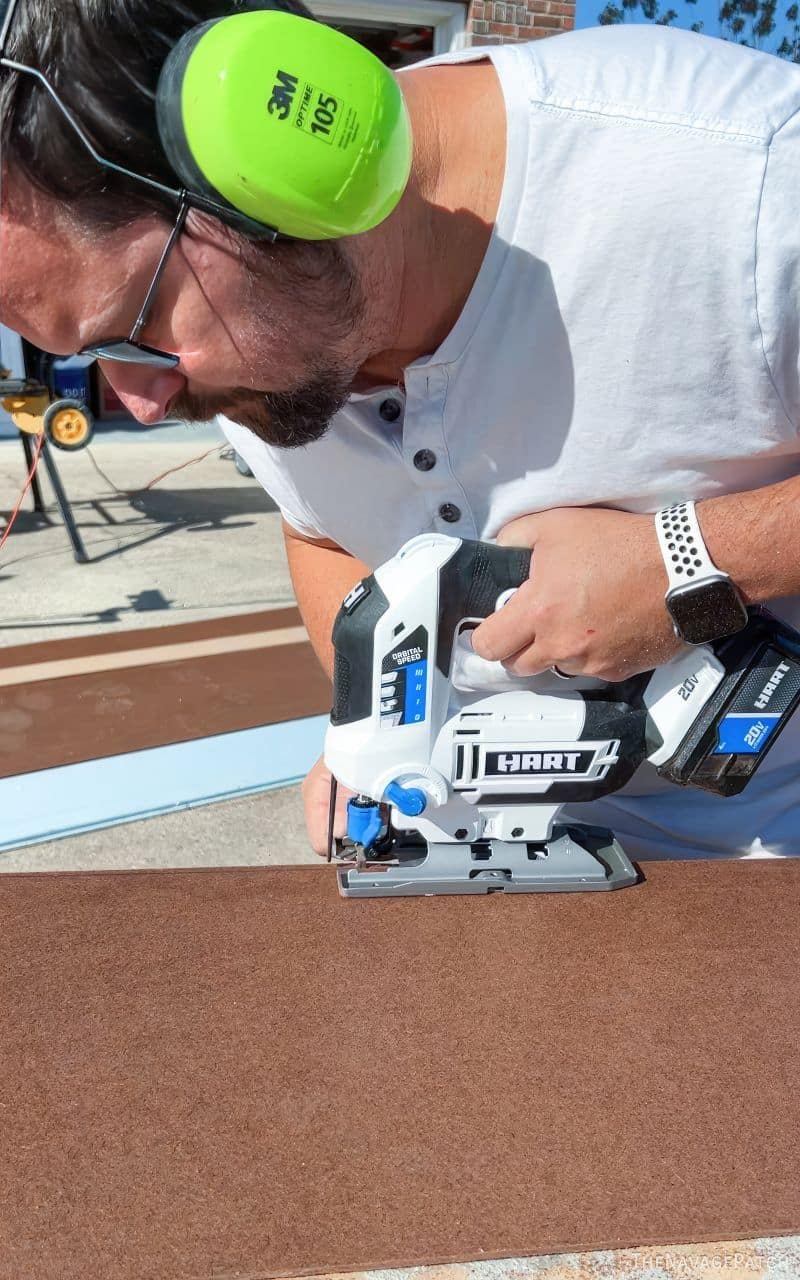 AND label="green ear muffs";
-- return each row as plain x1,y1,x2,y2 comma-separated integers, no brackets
155,9,413,240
